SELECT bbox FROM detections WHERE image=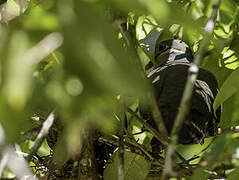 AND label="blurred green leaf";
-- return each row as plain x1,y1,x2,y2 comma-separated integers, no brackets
214,67,239,111
60,0,149,96
3,30,31,110
53,131,70,165
21,139,50,156
0,97,30,141
142,0,169,23
228,167,239,180
104,151,151,180
22,5,60,31
206,132,231,168
219,91,239,127
220,0,237,22
191,167,207,180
